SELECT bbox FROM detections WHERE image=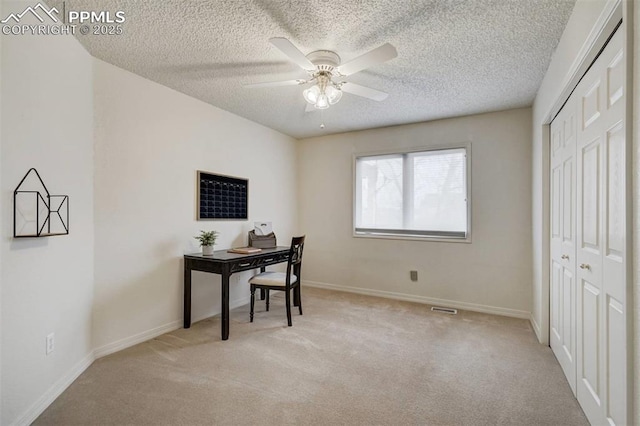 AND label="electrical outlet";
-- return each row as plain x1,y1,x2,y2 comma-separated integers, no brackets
410,270,418,281
46,333,55,355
